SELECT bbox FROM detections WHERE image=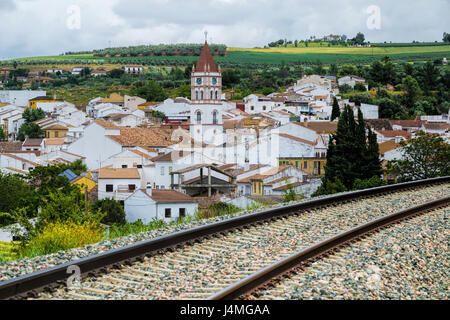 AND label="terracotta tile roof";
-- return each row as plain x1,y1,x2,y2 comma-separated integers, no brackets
43,124,68,130
45,138,65,145
278,133,316,146
195,41,218,73
100,93,124,104
295,121,338,134
4,167,28,175
22,138,44,147
60,150,86,159
379,141,401,154
141,189,197,203
390,120,423,128
366,119,393,131
423,122,450,130
129,149,154,160
99,168,140,179
273,182,304,191
237,165,292,183
0,142,22,151
107,128,174,147
28,96,54,102
376,130,412,140
94,120,120,129
2,154,40,166
152,150,192,162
